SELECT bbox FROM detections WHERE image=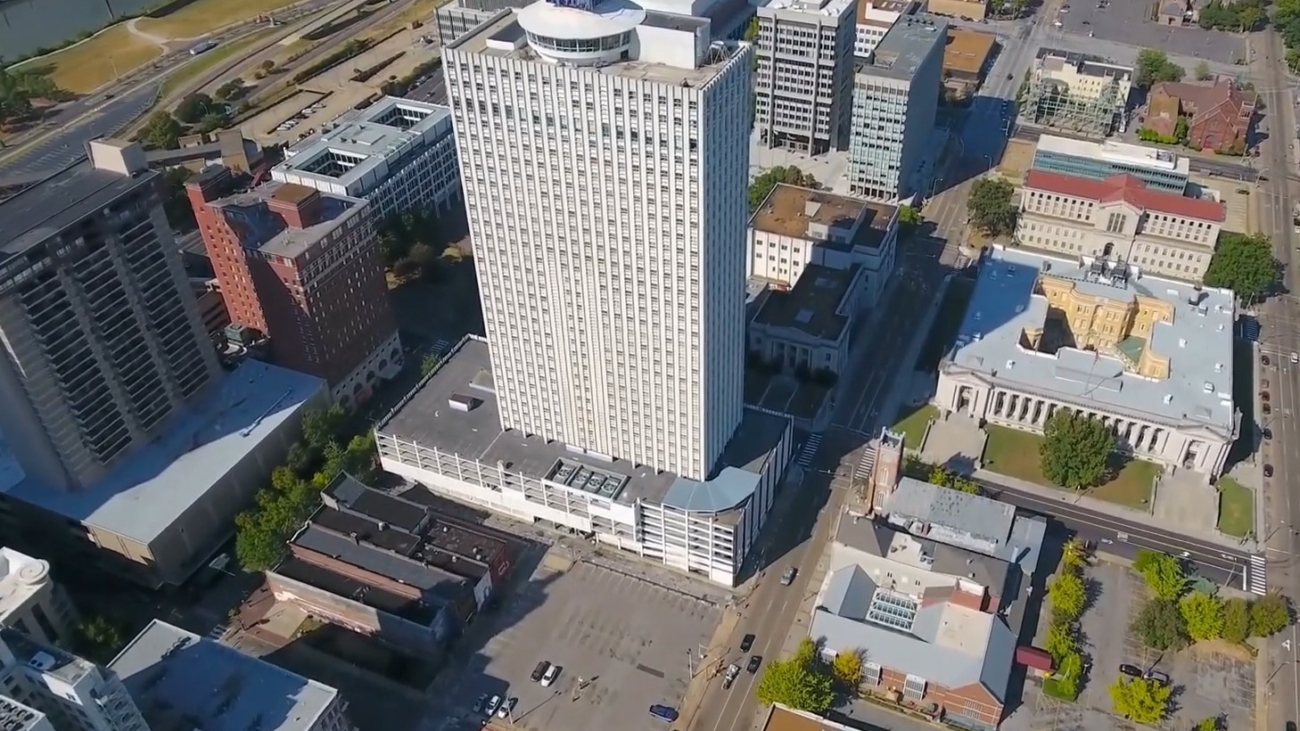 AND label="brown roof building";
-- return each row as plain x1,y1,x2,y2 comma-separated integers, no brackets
943,29,996,84
1146,79,1256,153
186,166,402,408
